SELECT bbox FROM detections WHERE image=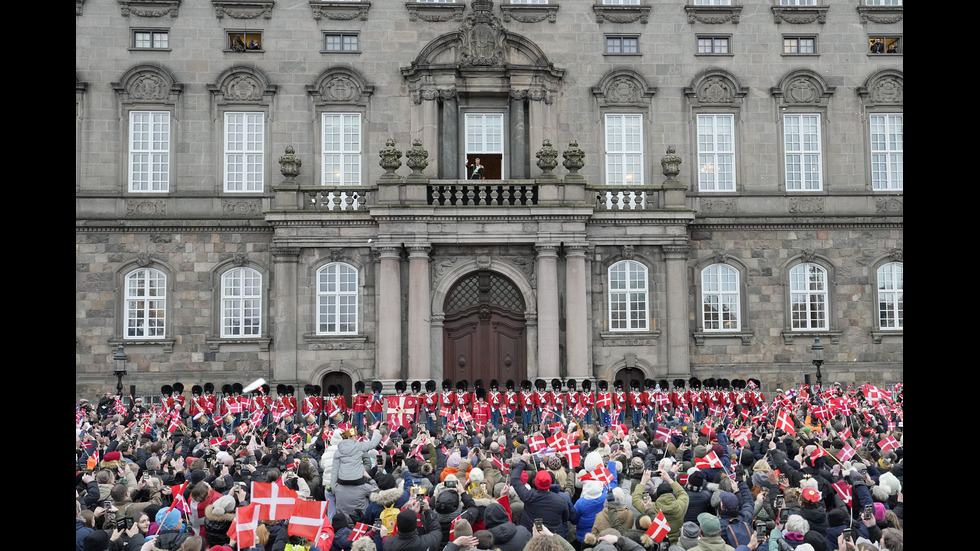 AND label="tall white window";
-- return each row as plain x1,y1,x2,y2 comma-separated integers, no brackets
789,263,828,330
511,0,549,3
129,111,170,192
781,0,816,5
870,114,903,191
124,268,167,338
318,263,358,335
603,0,640,4
605,114,643,186
876,262,903,329
702,264,740,331
695,0,732,4
221,267,262,337
225,112,264,192
697,114,736,191
866,0,901,5
784,114,822,191
322,113,361,186
608,260,648,331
